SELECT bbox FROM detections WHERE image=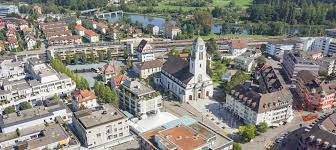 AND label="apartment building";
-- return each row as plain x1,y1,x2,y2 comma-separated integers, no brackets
136,39,155,62
229,39,248,57
282,50,320,80
72,104,130,149
321,37,336,55
140,119,233,150
47,35,82,46
44,30,72,40
0,58,76,113
266,40,297,57
233,55,255,72
118,79,162,117
0,102,71,133
298,112,336,150
84,29,99,43
133,59,164,79
72,89,98,111
294,70,336,112
0,5,19,16
225,65,293,126
0,59,25,81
